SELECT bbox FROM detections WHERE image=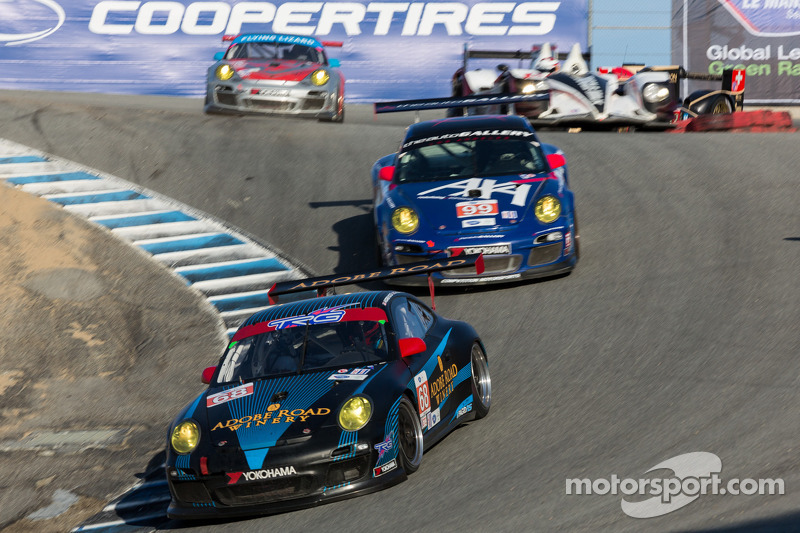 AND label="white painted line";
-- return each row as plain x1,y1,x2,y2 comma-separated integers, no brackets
23,179,120,195
191,270,296,296
111,221,218,241
0,162,61,176
132,231,227,247
42,188,134,200
63,199,171,217
152,244,268,268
